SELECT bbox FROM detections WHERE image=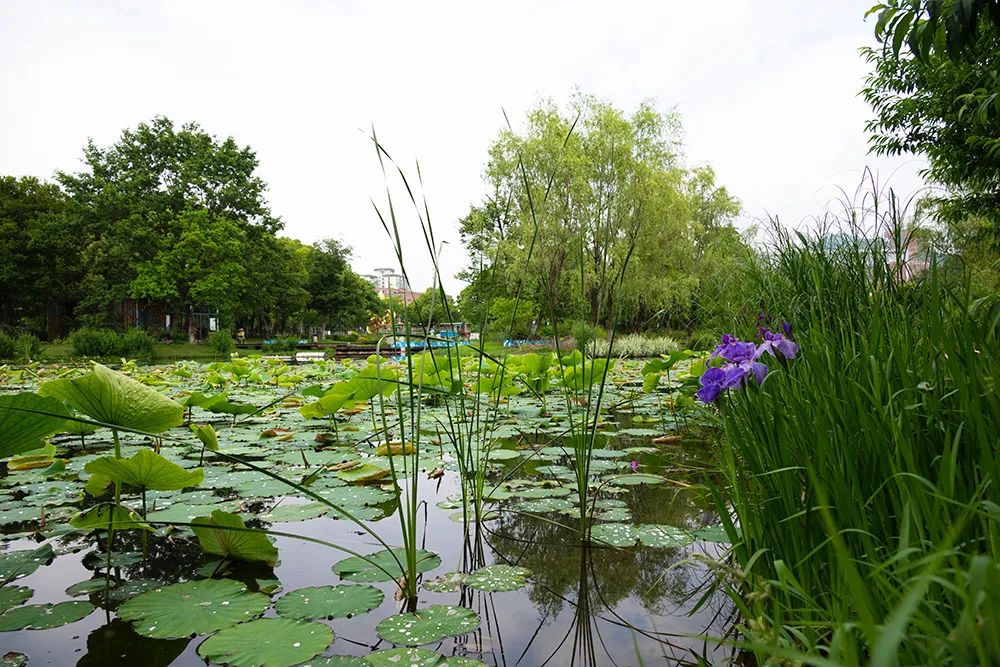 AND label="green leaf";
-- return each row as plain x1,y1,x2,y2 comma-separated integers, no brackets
40,363,183,433
590,523,639,547
0,600,94,630
0,585,32,613
376,604,479,645
85,449,204,492
332,548,441,583
464,564,531,592
117,578,269,639
636,524,694,548
275,584,383,620
191,510,279,567
335,463,391,484
71,503,153,532
197,618,334,667
0,544,54,584
366,649,447,667
84,472,113,497
191,423,219,451
0,393,72,459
